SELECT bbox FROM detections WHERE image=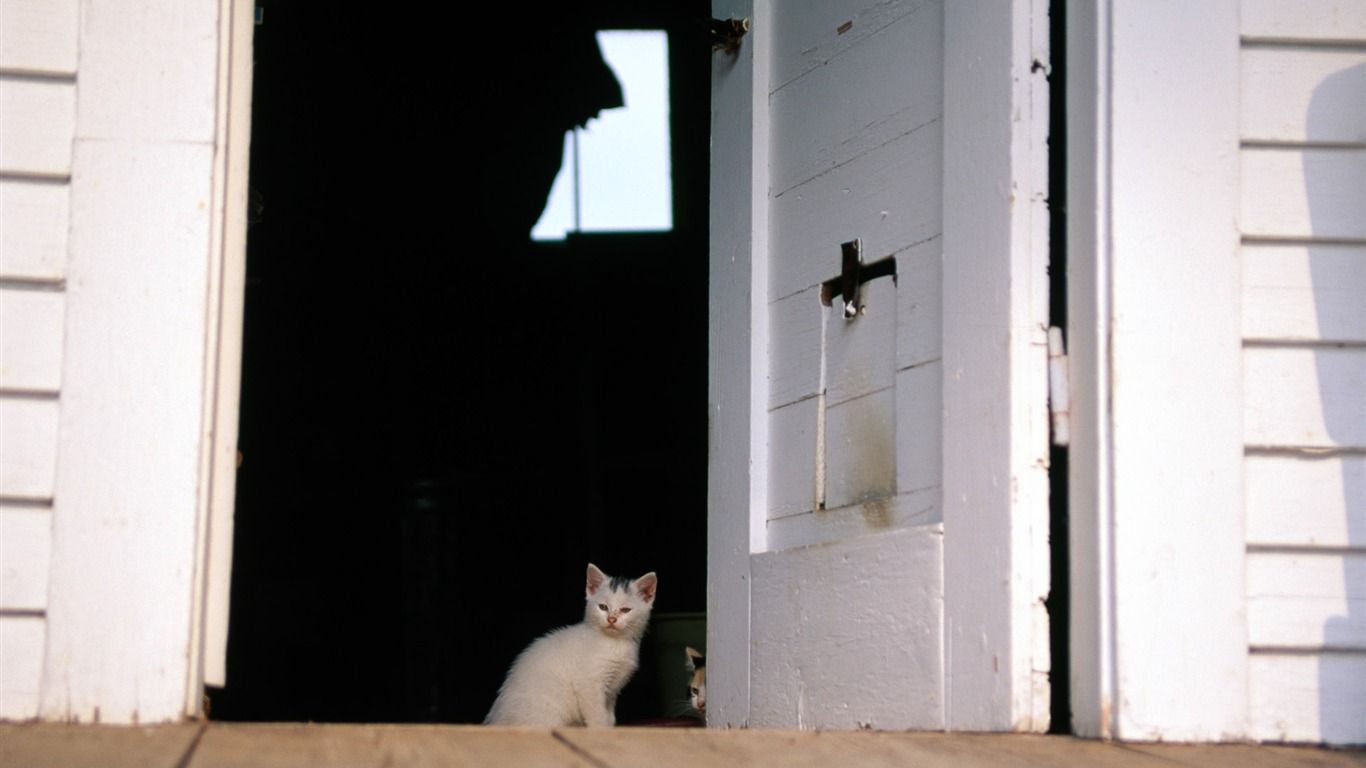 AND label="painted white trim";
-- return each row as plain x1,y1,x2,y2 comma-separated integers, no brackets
941,0,1052,732
39,0,245,724
1066,0,1117,740
195,0,253,695
707,0,769,729
1070,0,1249,741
